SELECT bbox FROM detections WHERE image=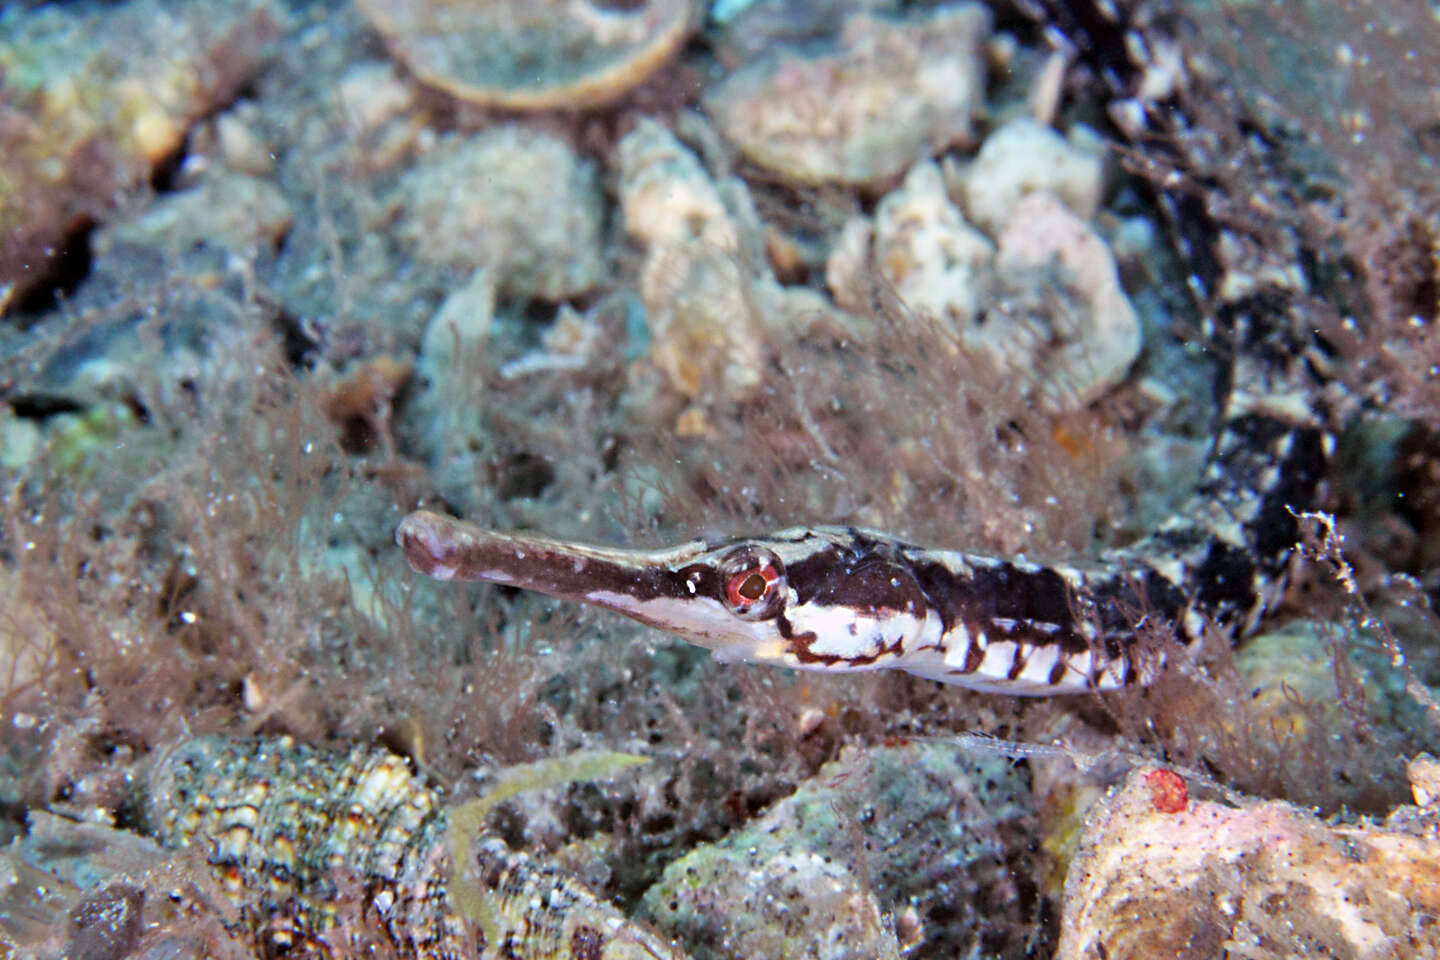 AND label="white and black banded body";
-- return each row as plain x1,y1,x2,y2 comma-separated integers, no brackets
396,367,1330,696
